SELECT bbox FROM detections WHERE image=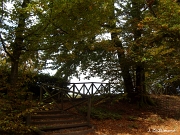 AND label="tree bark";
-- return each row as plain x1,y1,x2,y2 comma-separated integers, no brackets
109,1,134,99
113,37,134,98
9,0,30,86
131,0,155,106
10,59,20,85
110,35,135,99
4,0,30,93
118,54,134,99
